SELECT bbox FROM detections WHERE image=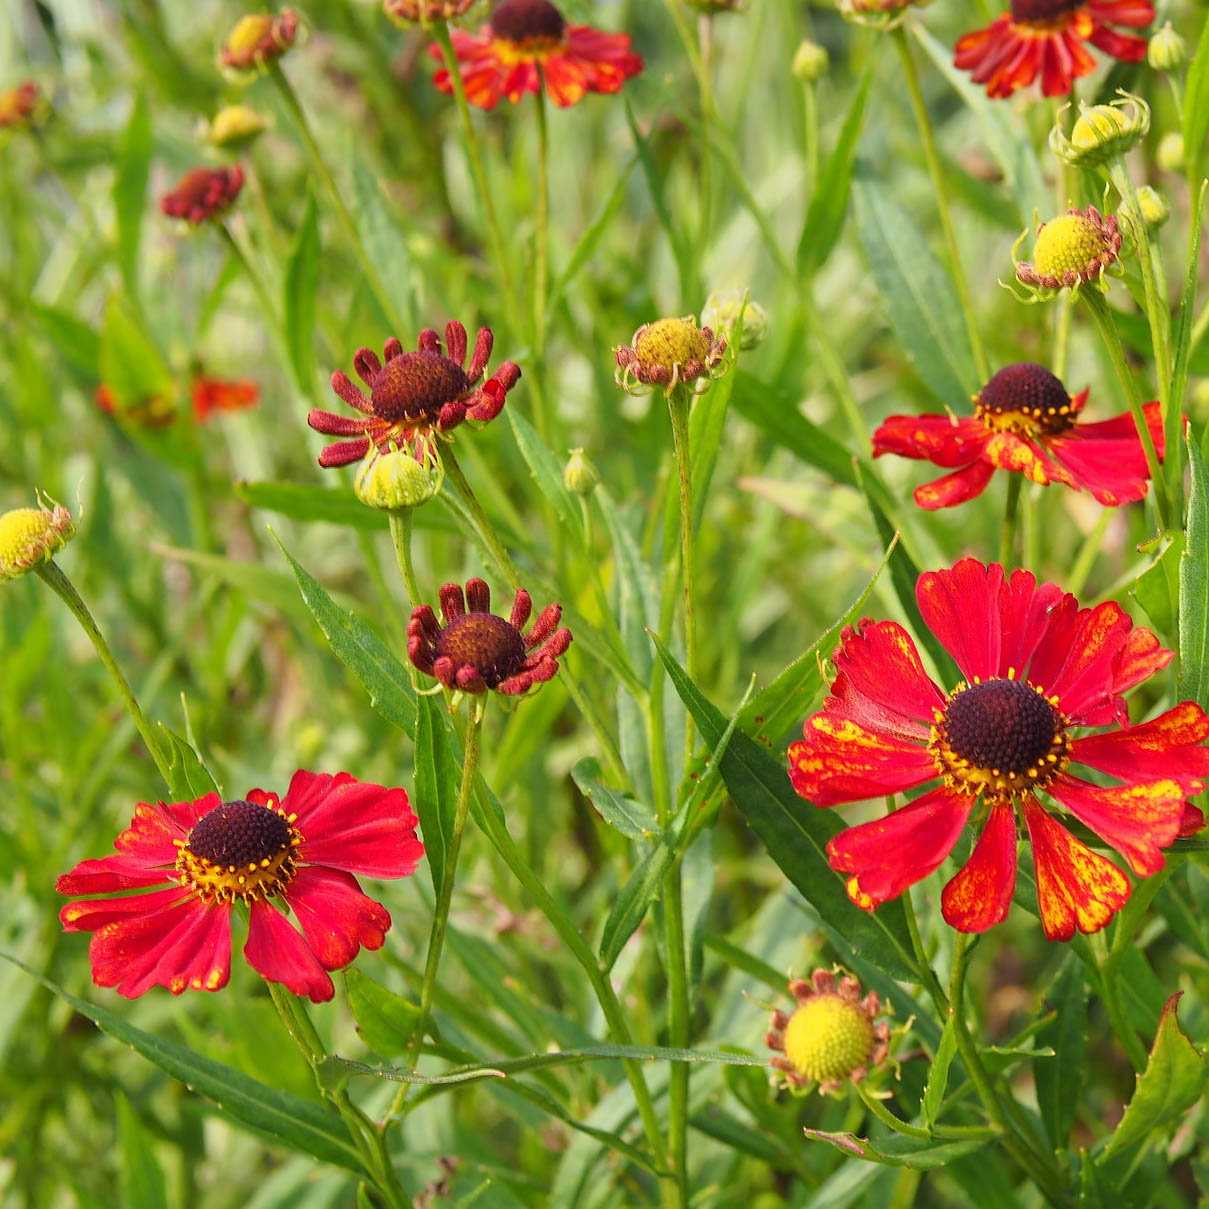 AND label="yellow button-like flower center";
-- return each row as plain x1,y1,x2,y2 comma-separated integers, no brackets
635,318,711,369
783,994,875,1084
1032,215,1107,280
0,509,54,563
